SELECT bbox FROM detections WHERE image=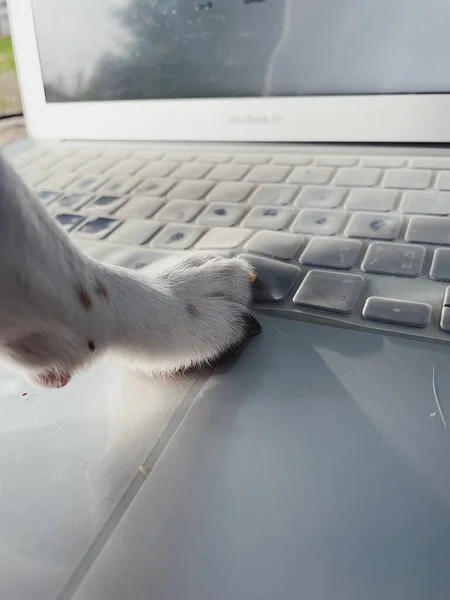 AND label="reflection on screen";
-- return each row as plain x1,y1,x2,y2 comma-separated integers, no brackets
33,0,450,103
